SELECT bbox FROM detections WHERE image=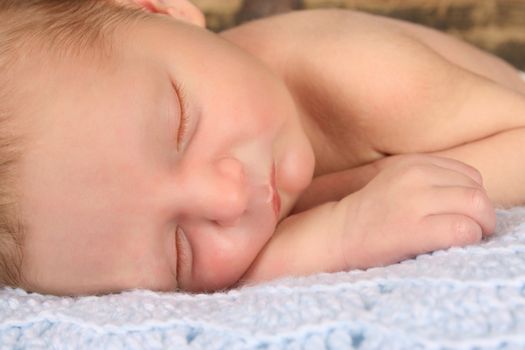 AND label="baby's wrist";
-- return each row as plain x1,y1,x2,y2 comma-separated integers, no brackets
331,192,369,270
